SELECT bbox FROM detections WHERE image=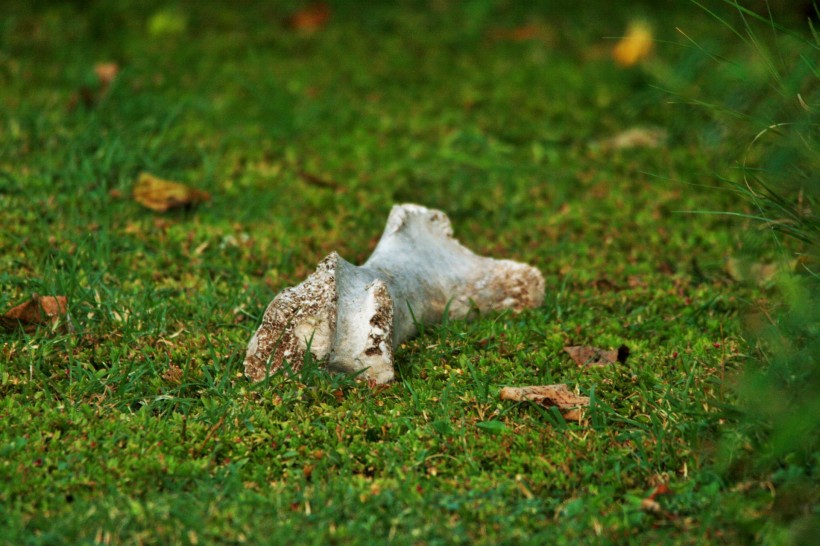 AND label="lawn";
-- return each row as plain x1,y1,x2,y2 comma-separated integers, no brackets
1,1,817,544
